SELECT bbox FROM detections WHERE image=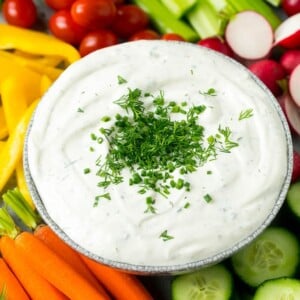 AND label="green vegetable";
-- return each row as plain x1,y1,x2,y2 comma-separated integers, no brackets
263,0,281,7
0,207,19,239
132,0,199,41
239,108,254,120
160,0,197,18
159,230,174,241
286,182,300,218
231,227,300,287
172,264,233,300
254,278,300,299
